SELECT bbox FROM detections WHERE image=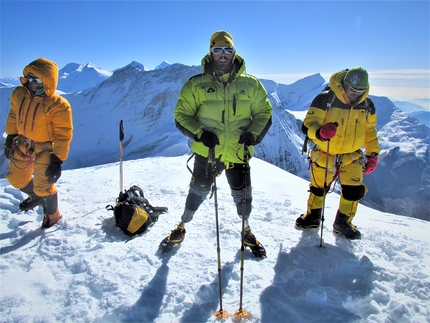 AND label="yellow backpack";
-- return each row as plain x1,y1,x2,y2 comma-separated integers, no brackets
107,185,168,236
